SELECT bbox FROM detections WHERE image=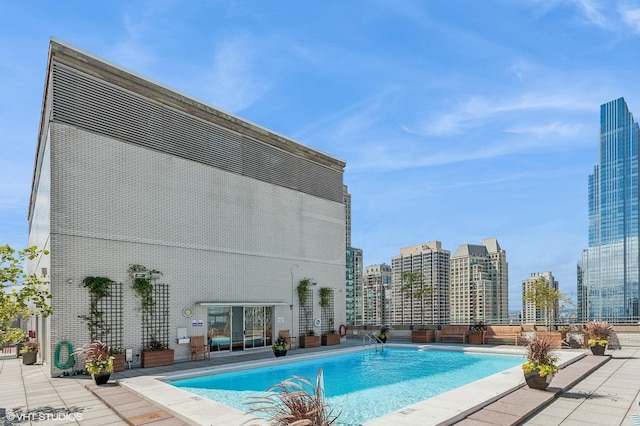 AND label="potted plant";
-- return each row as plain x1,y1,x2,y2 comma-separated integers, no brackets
20,340,39,365
376,325,389,343
110,347,126,372
522,334,558,390
272,337,289,357
584,320,612,356
74,341,114,385
468,321,486,345
321,329,340,346
141,339,174,368
299,330,320,348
